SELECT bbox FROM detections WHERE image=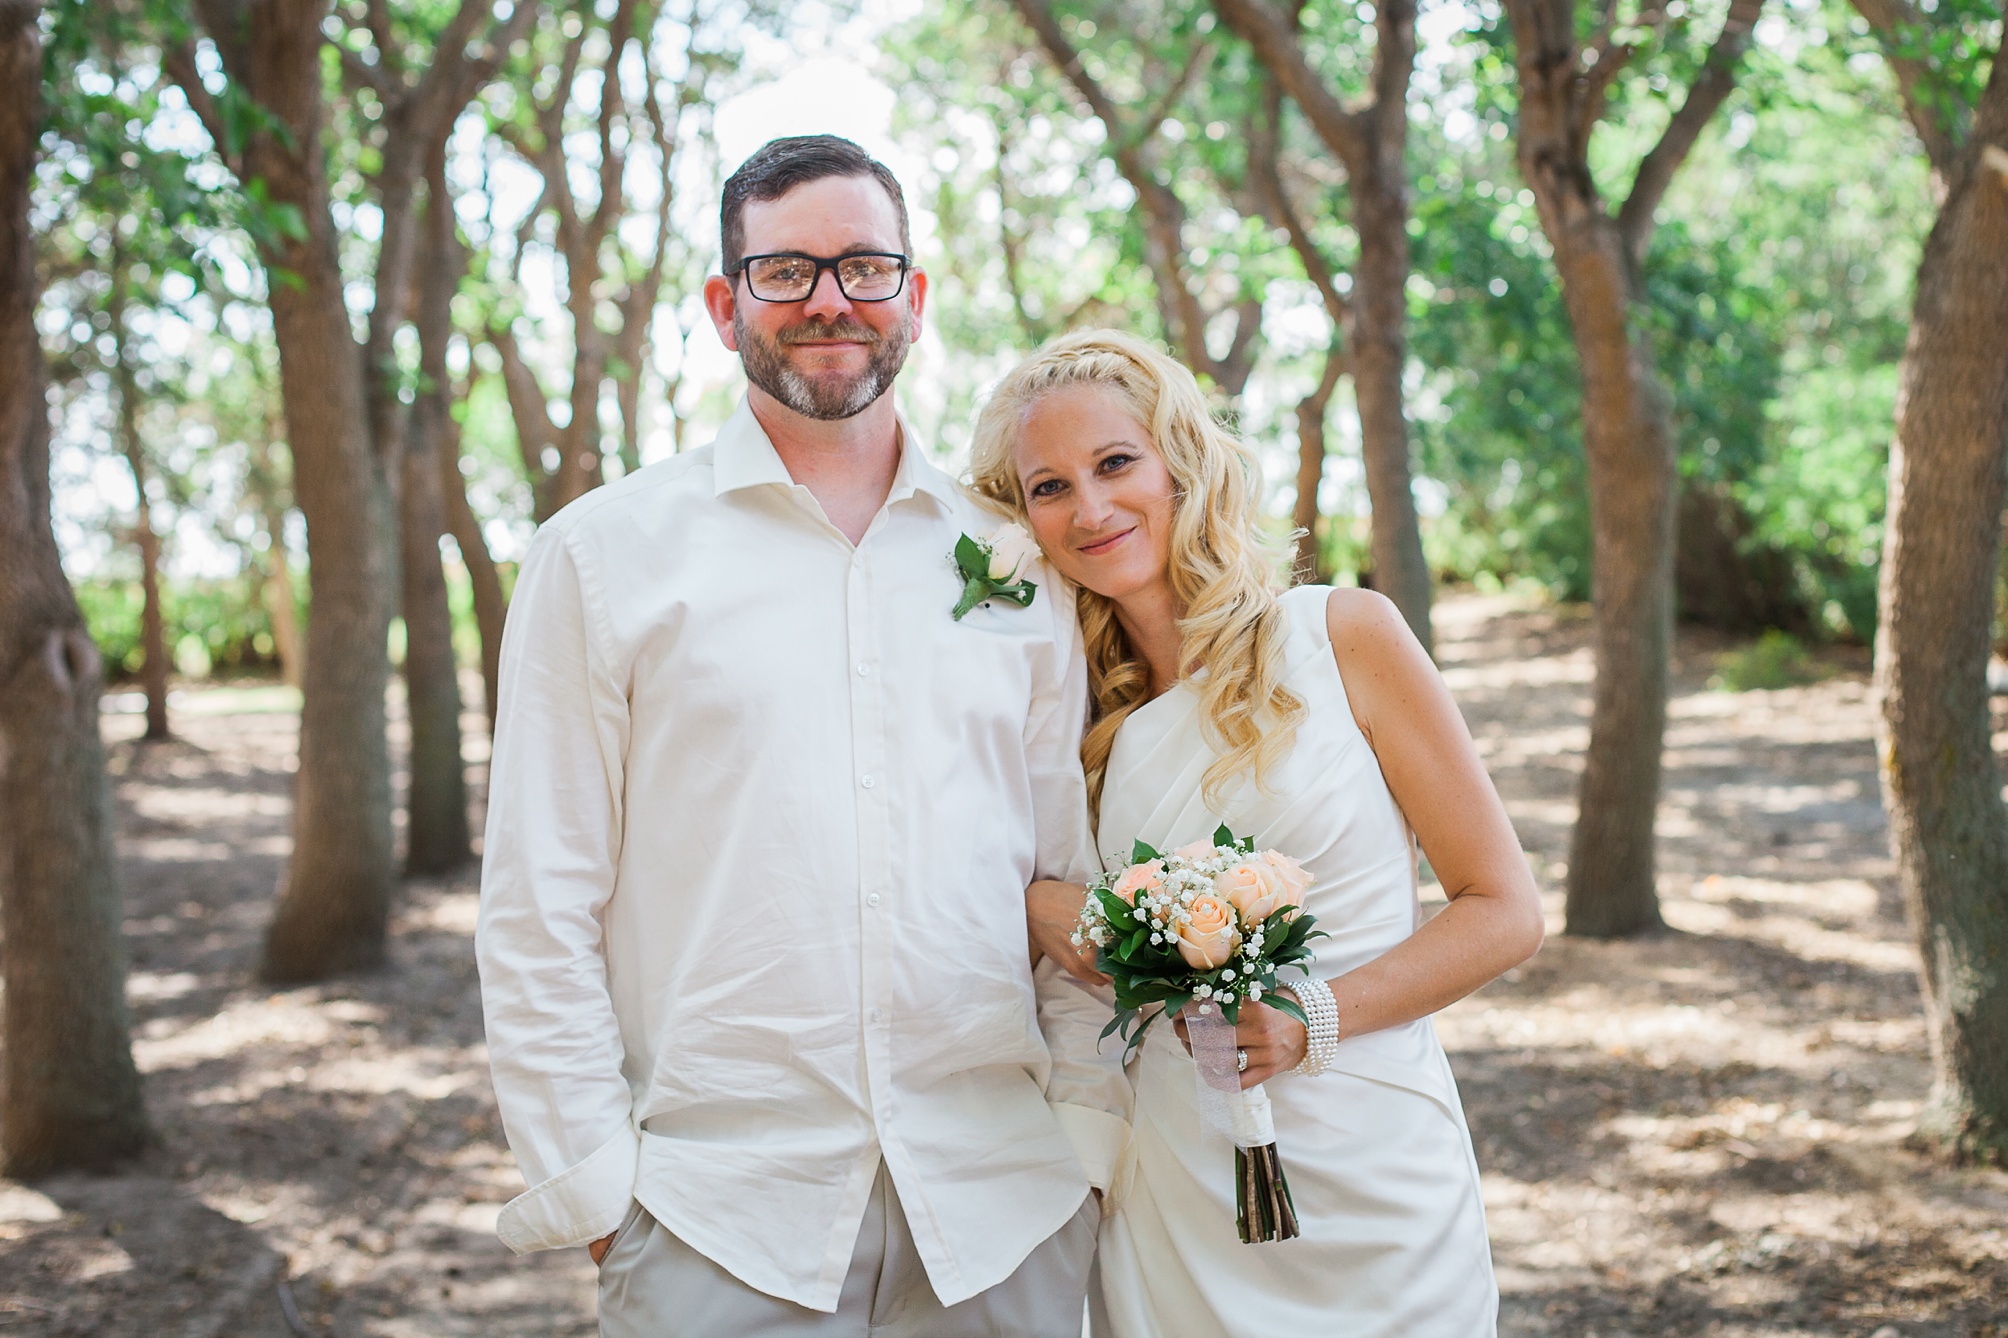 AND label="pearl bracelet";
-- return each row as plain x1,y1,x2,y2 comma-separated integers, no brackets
1287,974,1339,1077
